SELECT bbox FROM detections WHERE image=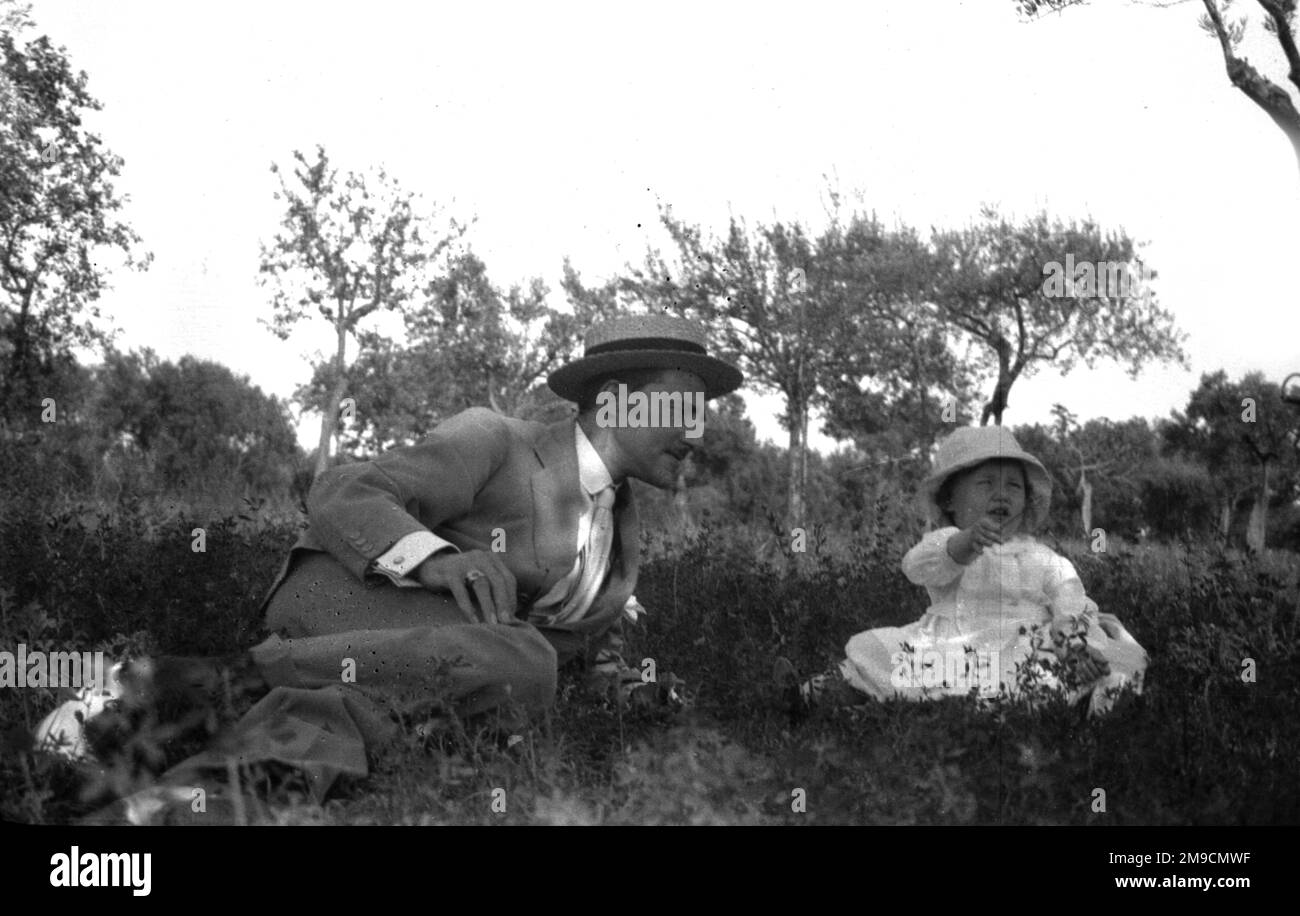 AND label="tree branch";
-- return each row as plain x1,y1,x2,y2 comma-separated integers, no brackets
1204,0,1300,166
1012,294,1028,366
1257,0,1300,95
1202,0,1237,62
